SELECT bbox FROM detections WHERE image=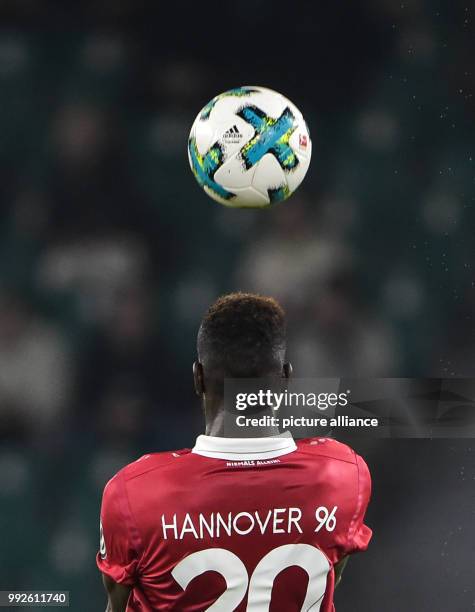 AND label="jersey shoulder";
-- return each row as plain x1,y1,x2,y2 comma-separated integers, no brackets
114,448,192,483
296,437,359,464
